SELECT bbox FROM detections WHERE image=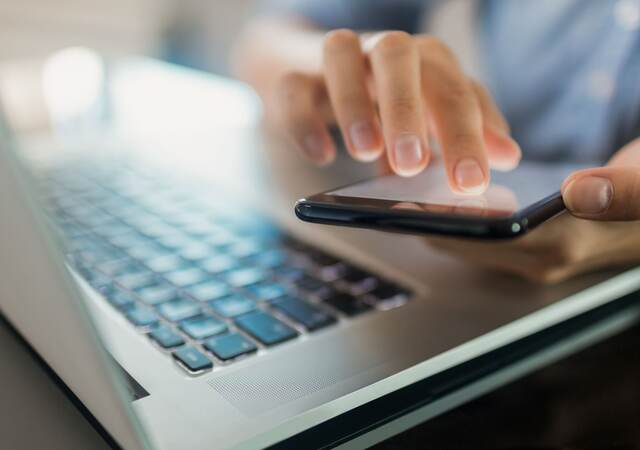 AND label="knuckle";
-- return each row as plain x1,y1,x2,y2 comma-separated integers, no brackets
389,95,420,117
372,31,414,54
528,269,561,284
439,78,476,106
276,73,312,119
531,239,581,270
469,78,488,97
324,28,358,52
416,35,454,59
422,70,480,108
279,71,309,92
332,90,367,109
277,72,314,104
549,242,579,266
450,130,483,149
